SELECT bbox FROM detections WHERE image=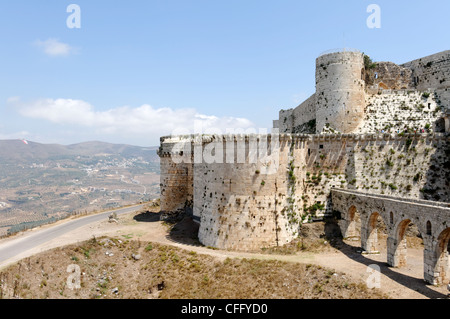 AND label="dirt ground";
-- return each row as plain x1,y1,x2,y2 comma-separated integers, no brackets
0,206,448,299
